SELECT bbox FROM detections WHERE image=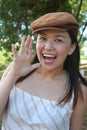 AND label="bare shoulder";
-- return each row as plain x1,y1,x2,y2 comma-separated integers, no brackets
70,82,87,130
73,82,87,114
80,82,87,110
